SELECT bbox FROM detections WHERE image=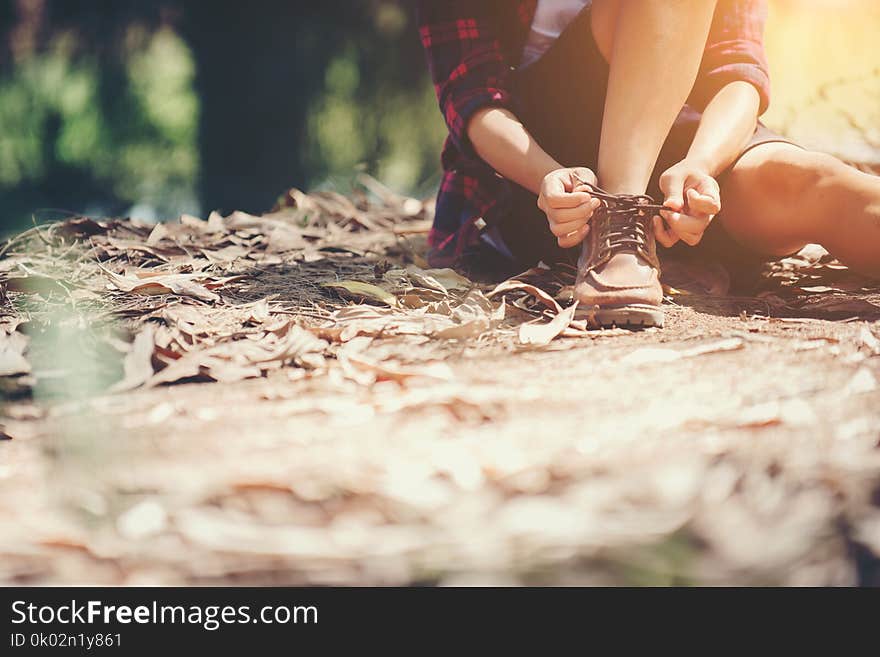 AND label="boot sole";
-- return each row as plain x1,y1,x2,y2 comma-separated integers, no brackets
575,303,665,329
